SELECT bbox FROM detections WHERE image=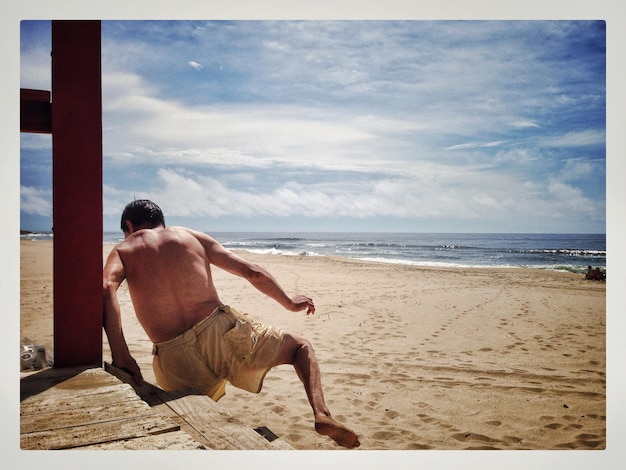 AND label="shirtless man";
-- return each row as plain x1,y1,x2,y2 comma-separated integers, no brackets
102,199,359,449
